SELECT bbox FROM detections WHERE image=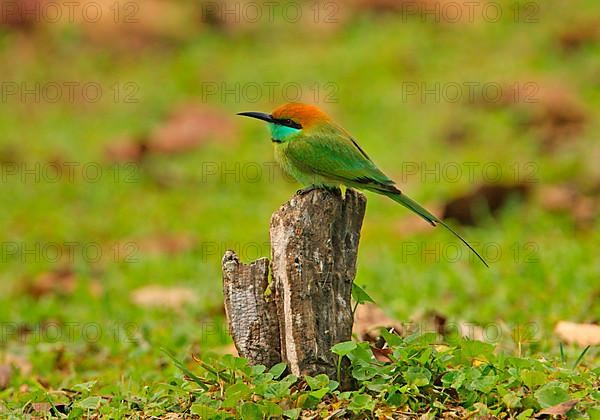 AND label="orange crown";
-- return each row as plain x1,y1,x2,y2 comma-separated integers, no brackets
271,103,331,128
